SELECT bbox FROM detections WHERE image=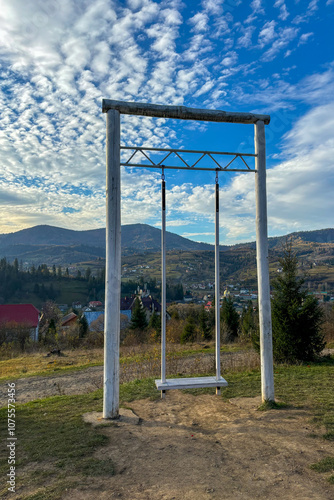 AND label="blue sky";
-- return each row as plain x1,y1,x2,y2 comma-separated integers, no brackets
0,0,333,244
